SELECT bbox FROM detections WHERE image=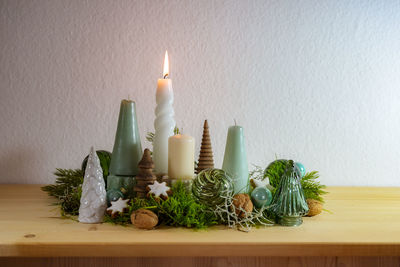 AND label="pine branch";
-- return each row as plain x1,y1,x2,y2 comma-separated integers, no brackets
41,169,84,216
174,126,180,135
145,132,155,143
146,127,180,144
301,171,327,202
